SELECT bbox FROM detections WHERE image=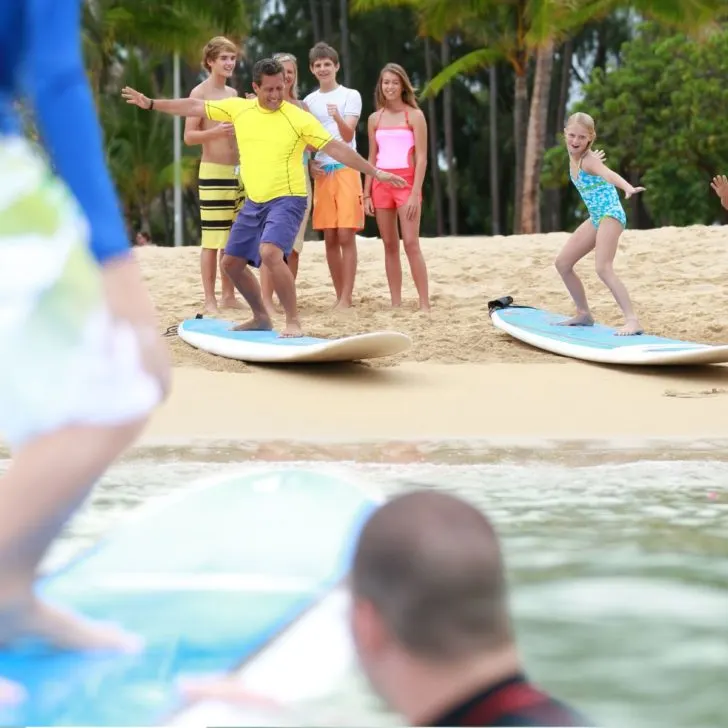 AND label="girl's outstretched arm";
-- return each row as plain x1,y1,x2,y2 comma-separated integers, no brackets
582,154,645,198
